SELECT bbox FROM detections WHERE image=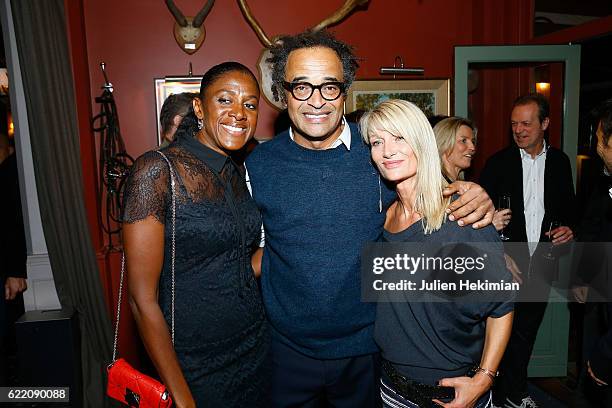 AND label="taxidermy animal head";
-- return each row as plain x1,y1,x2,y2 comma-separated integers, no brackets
165,0,215,54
